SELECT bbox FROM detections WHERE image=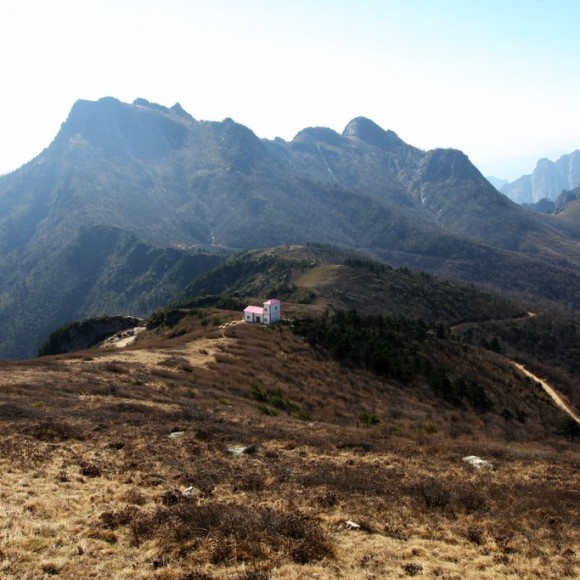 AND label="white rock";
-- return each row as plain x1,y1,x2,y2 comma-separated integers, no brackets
168,431,185,438
227,446,248,456
462,455,493,469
